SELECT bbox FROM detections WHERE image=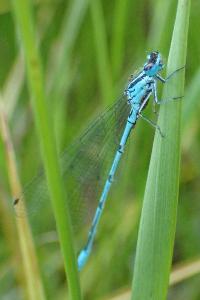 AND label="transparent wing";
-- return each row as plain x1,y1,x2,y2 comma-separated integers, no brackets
15,95,130,234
